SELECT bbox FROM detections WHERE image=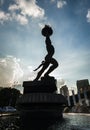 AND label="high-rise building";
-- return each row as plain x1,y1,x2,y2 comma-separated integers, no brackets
60,85,69,97
76,79,89,93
